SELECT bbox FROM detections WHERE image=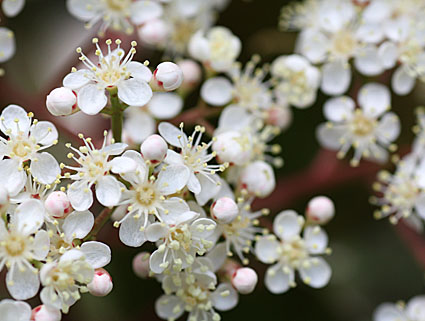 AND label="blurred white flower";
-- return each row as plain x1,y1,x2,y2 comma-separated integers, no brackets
0,299,31,321
374,295,425,321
